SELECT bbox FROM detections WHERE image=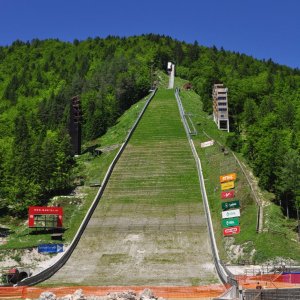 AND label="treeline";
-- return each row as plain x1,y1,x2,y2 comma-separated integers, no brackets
0,34,299,218
175,42,300,218
0,36,153,215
